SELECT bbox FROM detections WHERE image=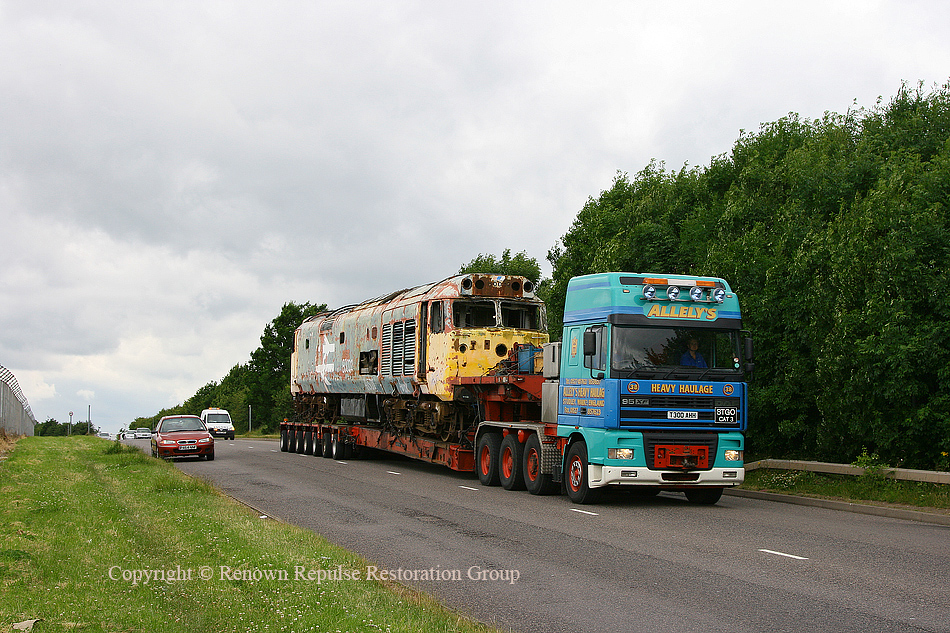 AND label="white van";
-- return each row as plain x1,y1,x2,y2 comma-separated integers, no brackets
200,408,235,439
